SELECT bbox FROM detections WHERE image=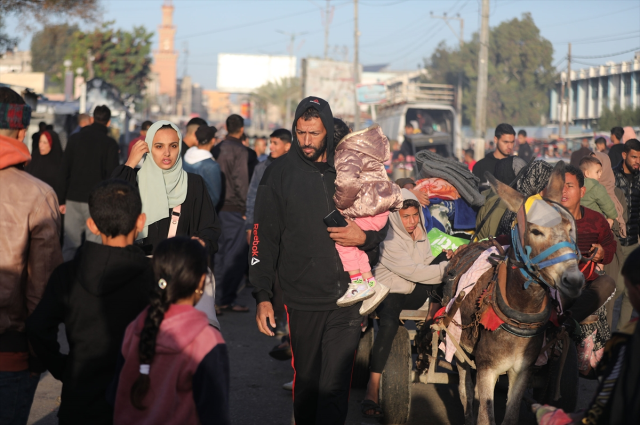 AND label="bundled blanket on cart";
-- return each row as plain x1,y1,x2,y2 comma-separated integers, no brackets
415,150,485,207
